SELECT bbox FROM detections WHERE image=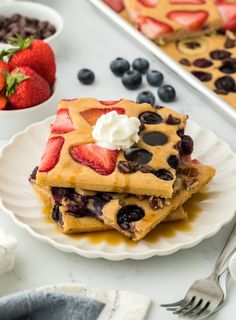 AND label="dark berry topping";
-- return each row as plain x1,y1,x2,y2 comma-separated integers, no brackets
179,135,194,156
179,58,191,66
210,50,231,60
191,71,212,82
224,37,235,49
142,131,168,146
139,111,163,124
77,68,95,85
51,187,74,202
193,58,213,68
132,58,149,74
124,148,152,164
146,70,164,87
155,169,173,181
110,57,130,77
136,90,155,106
121,70,142,90
166,114,181,125
117,205,145,230
219,59,236,74
158,85,176,102
29,166,38,181
177,129,184,137
51,203,61,221
215,76,236,92
167,155,179,169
